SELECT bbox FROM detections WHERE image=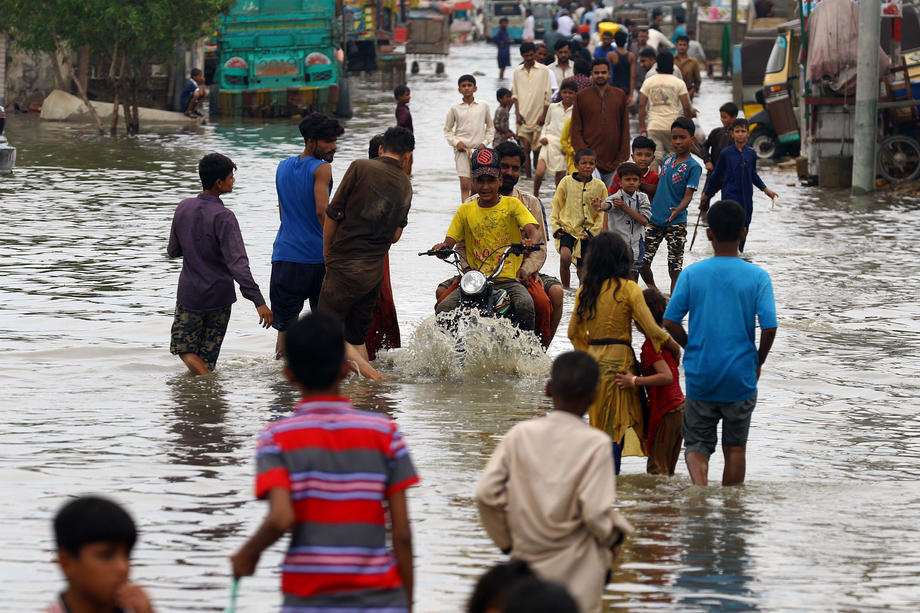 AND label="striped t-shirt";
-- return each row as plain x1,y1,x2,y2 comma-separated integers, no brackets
255,396,419,610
